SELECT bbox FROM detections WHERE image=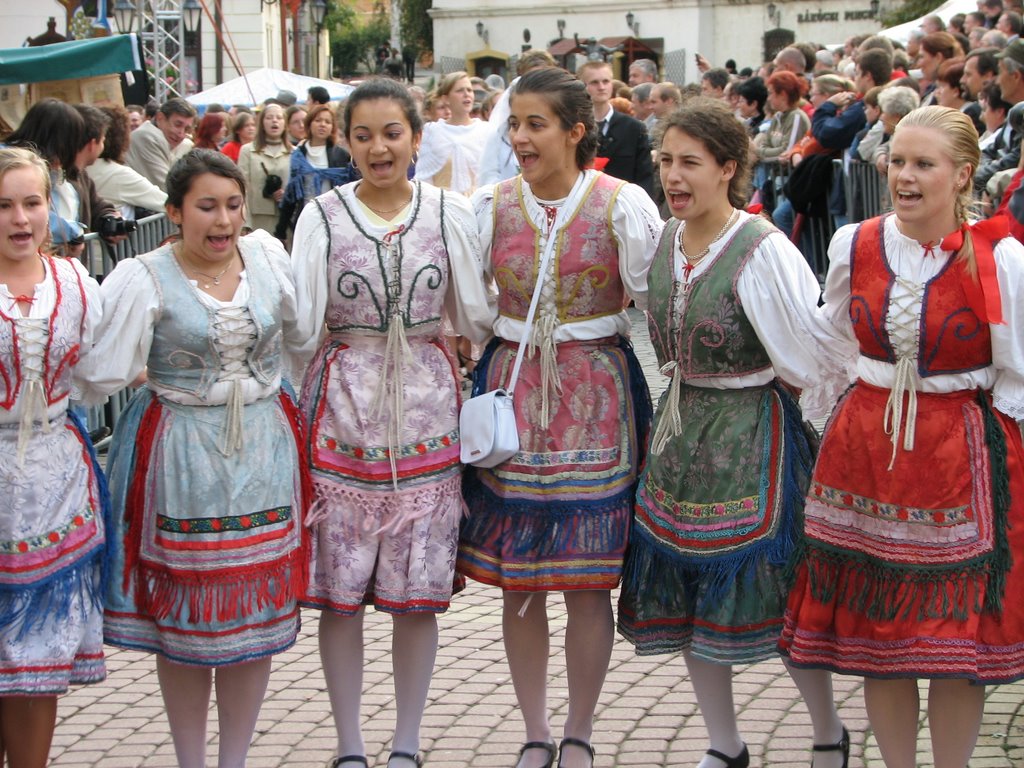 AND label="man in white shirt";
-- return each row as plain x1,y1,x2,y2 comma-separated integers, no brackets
125,98,196,191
